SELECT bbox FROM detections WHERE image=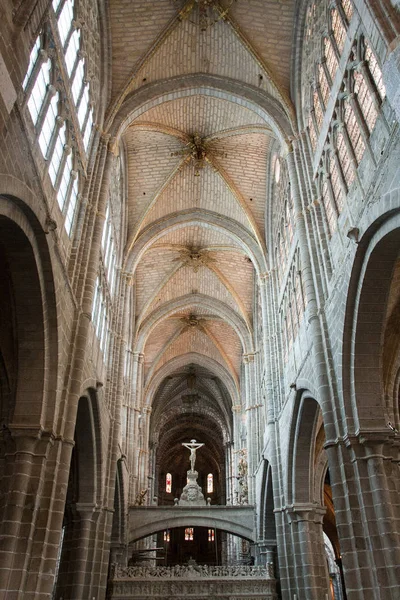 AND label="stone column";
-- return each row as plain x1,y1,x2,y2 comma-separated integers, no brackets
224,441,233,505
258,543,276,579
0,429,53,599
129,352,144,504
243,352,257,504
283,503,328,600
325,432,400,599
